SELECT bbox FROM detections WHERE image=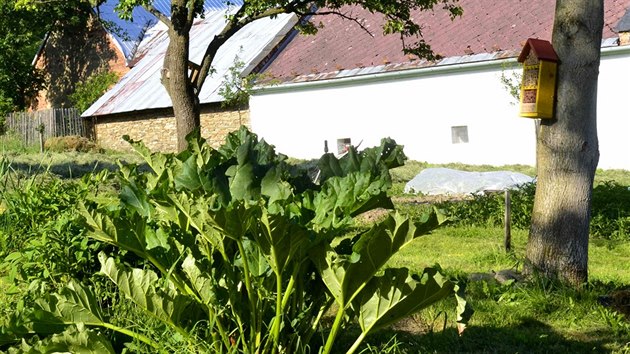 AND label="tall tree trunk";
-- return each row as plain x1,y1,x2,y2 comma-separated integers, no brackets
525,0,603,286
162,3,199,152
